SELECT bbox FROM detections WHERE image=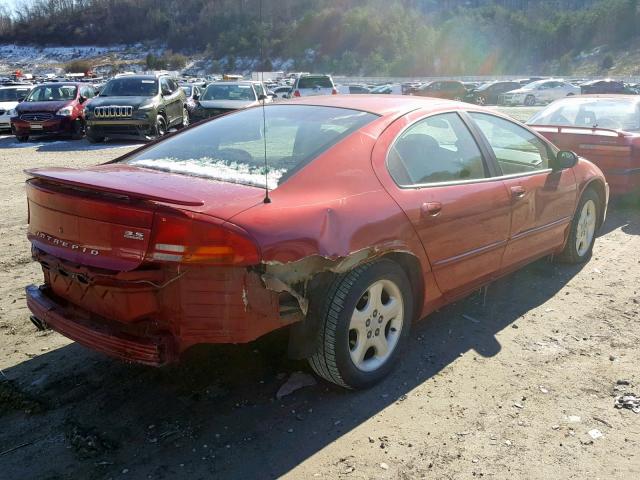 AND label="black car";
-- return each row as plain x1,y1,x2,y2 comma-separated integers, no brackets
580,79,633,95
465,81,521,105
84,75,187,142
